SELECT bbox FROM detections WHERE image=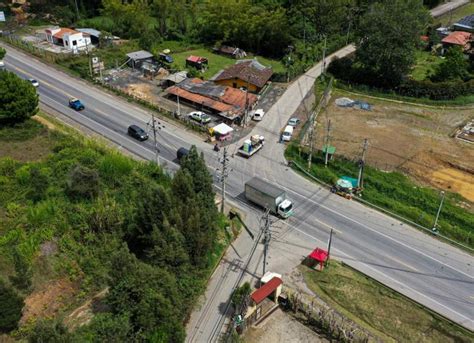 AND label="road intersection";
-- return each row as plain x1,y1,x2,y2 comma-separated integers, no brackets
1,12,473,338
